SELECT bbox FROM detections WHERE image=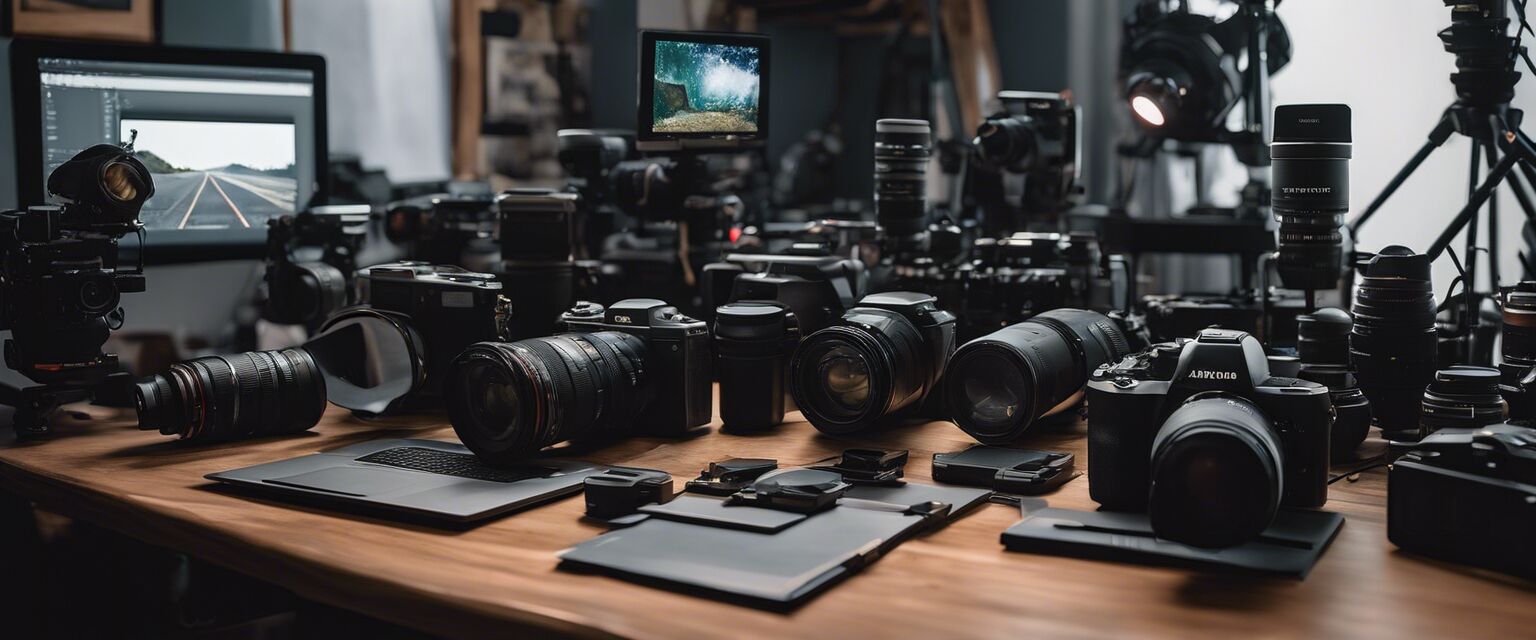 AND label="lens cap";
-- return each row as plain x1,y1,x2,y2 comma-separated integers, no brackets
1272,104,1352,143
714,302,796,341
1361,245,1431,280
